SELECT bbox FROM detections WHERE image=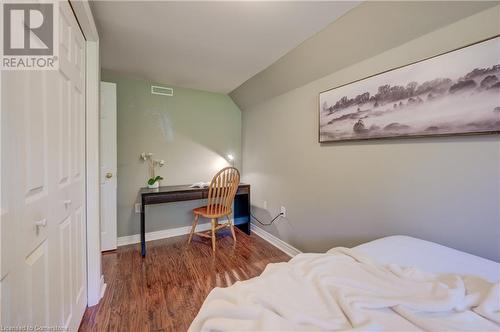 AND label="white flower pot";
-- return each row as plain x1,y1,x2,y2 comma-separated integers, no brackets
148,182,159,189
